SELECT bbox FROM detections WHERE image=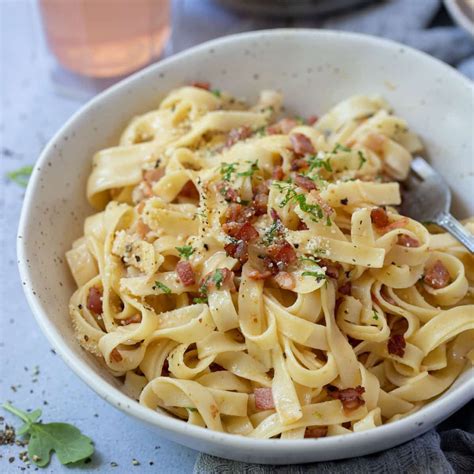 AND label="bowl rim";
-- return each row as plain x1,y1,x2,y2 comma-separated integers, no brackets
17,28,474,457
